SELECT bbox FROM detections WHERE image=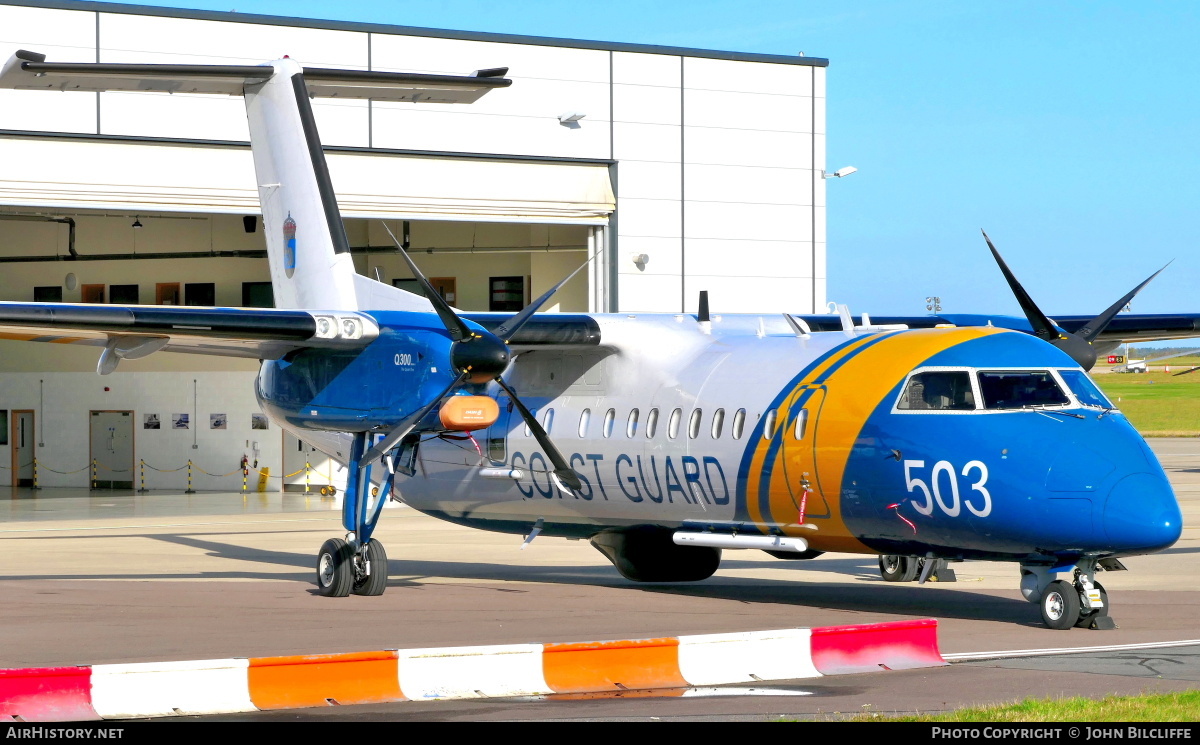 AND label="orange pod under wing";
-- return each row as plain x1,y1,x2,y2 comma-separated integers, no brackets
438,395,500,431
